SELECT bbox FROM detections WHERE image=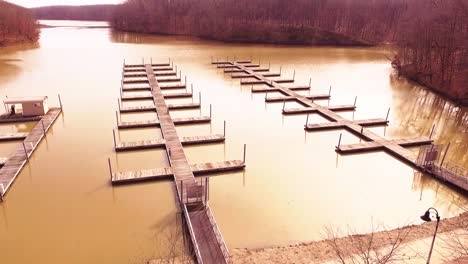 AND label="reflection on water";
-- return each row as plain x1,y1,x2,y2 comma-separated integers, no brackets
0,20,466,263
390,75,468,167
